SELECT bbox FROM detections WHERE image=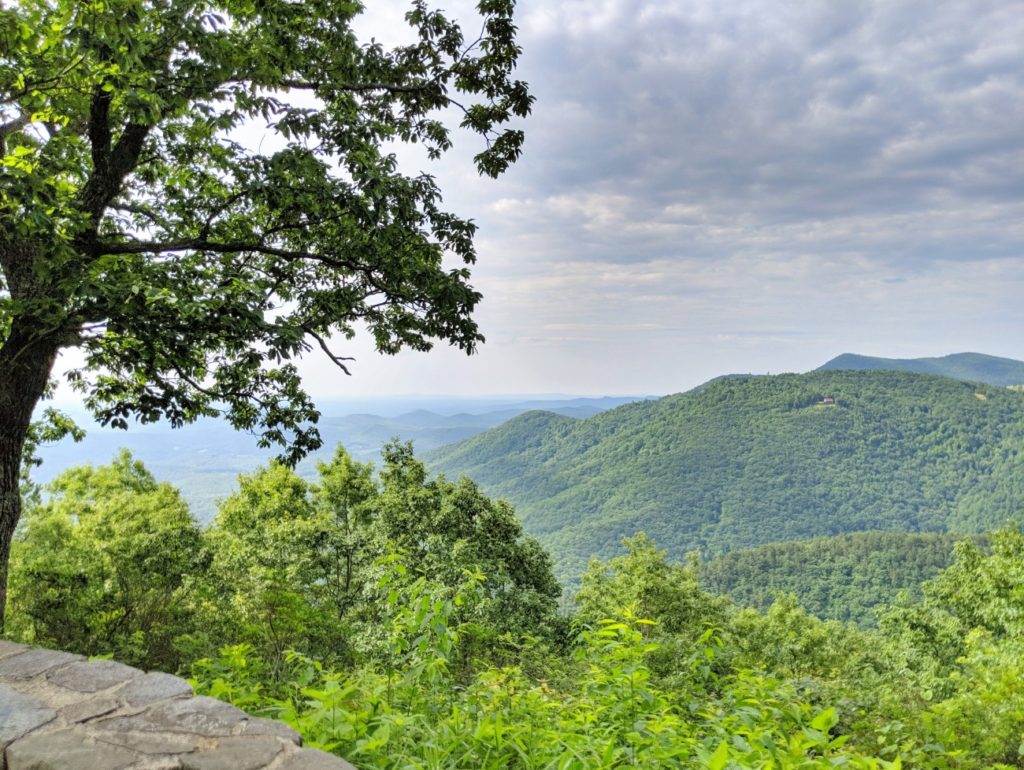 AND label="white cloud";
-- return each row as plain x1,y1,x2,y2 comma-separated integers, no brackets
56,0,1024,402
